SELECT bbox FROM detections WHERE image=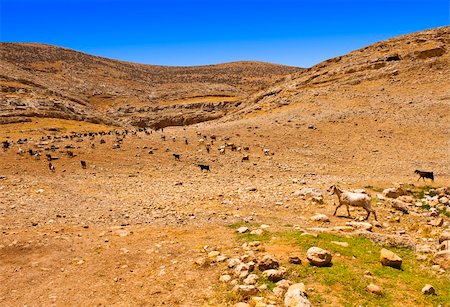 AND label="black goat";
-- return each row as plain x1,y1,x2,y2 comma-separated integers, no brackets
198,164,210,171
415,170,434,181
173,153,181,161
80,160,87,169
